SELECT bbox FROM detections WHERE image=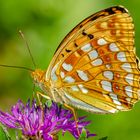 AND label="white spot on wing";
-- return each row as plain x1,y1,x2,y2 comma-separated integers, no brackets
64,76,75,83
109,43,119,52
121,63,132,72
126,97,131,103
78,84,88,94
125,74,133,85
116,106,123,110
71,86,79,91
100,22,108,28
91,59,103,66
103,71,113,80
117,52,126,62
81,43,92,52
76,70,89,81
101,81,112,92
110,93,121,105
97,38,107,45
60,71,65,78
106,64,111,69
88,50,98,60
62,62,73,72
125,86,133,97
109,109,118,113
51,63,59,81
